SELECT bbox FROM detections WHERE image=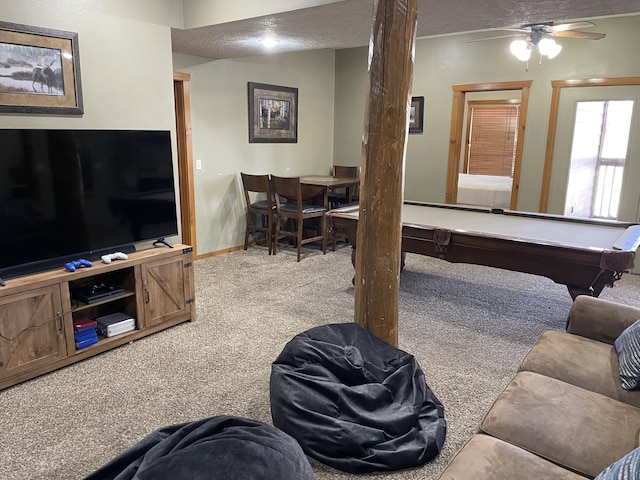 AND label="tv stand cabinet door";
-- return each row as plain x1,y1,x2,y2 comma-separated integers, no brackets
141,255,192,328
0,285,66,383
